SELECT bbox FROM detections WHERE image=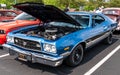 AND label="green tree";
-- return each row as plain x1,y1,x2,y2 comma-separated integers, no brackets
108,0,120,7
1,0,120,10
17,0,43,3
58,0,86,9
42,0,86,10
84,0,109,11
0,0,14,8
